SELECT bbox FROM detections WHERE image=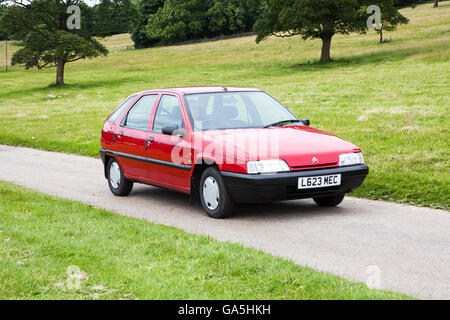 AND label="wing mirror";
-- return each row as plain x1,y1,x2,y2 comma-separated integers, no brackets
162,125,186,137
301,119,310,126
